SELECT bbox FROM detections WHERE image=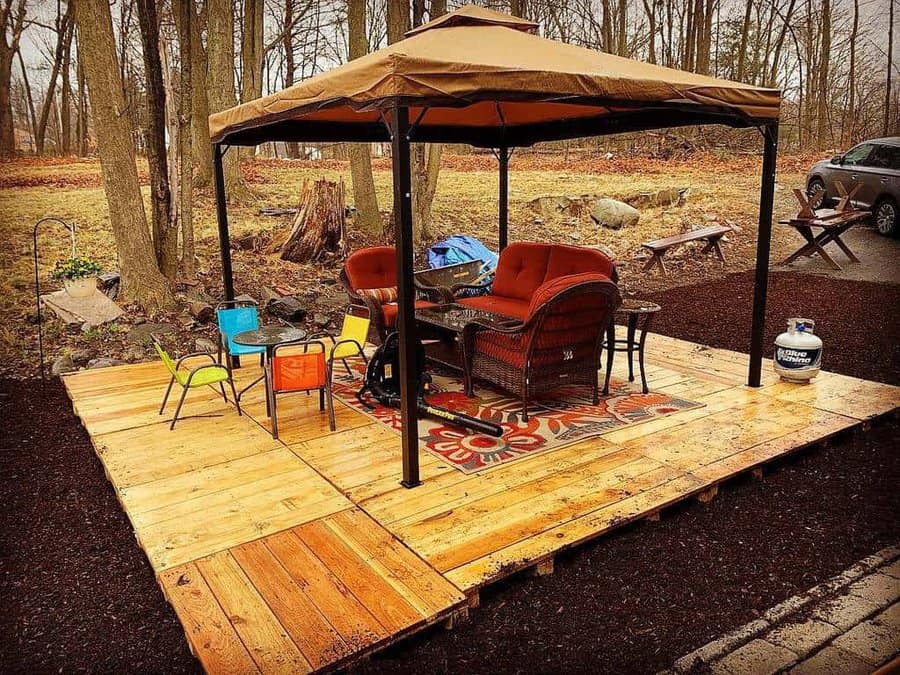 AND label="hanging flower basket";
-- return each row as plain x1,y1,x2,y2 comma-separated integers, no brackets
51,256,102,299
